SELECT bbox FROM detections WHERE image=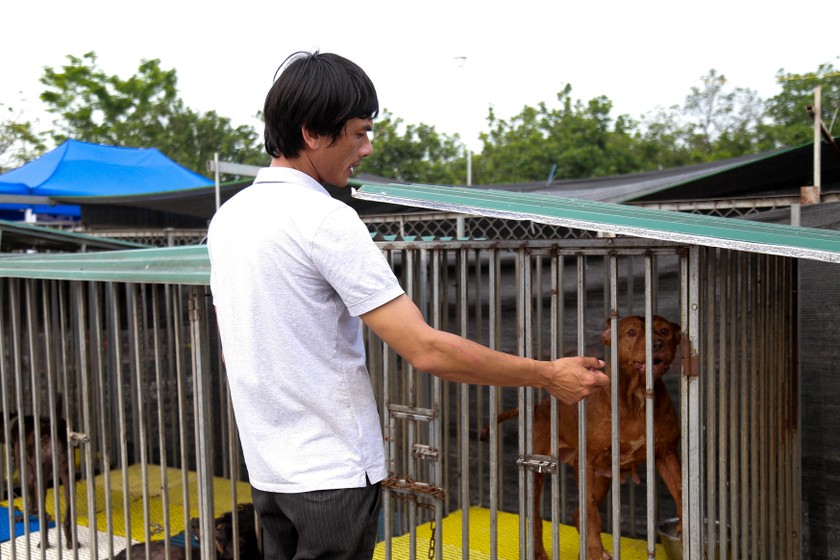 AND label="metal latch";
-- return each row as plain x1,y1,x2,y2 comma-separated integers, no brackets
388,403,436,422
516,454,558,474
412,444,439,461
